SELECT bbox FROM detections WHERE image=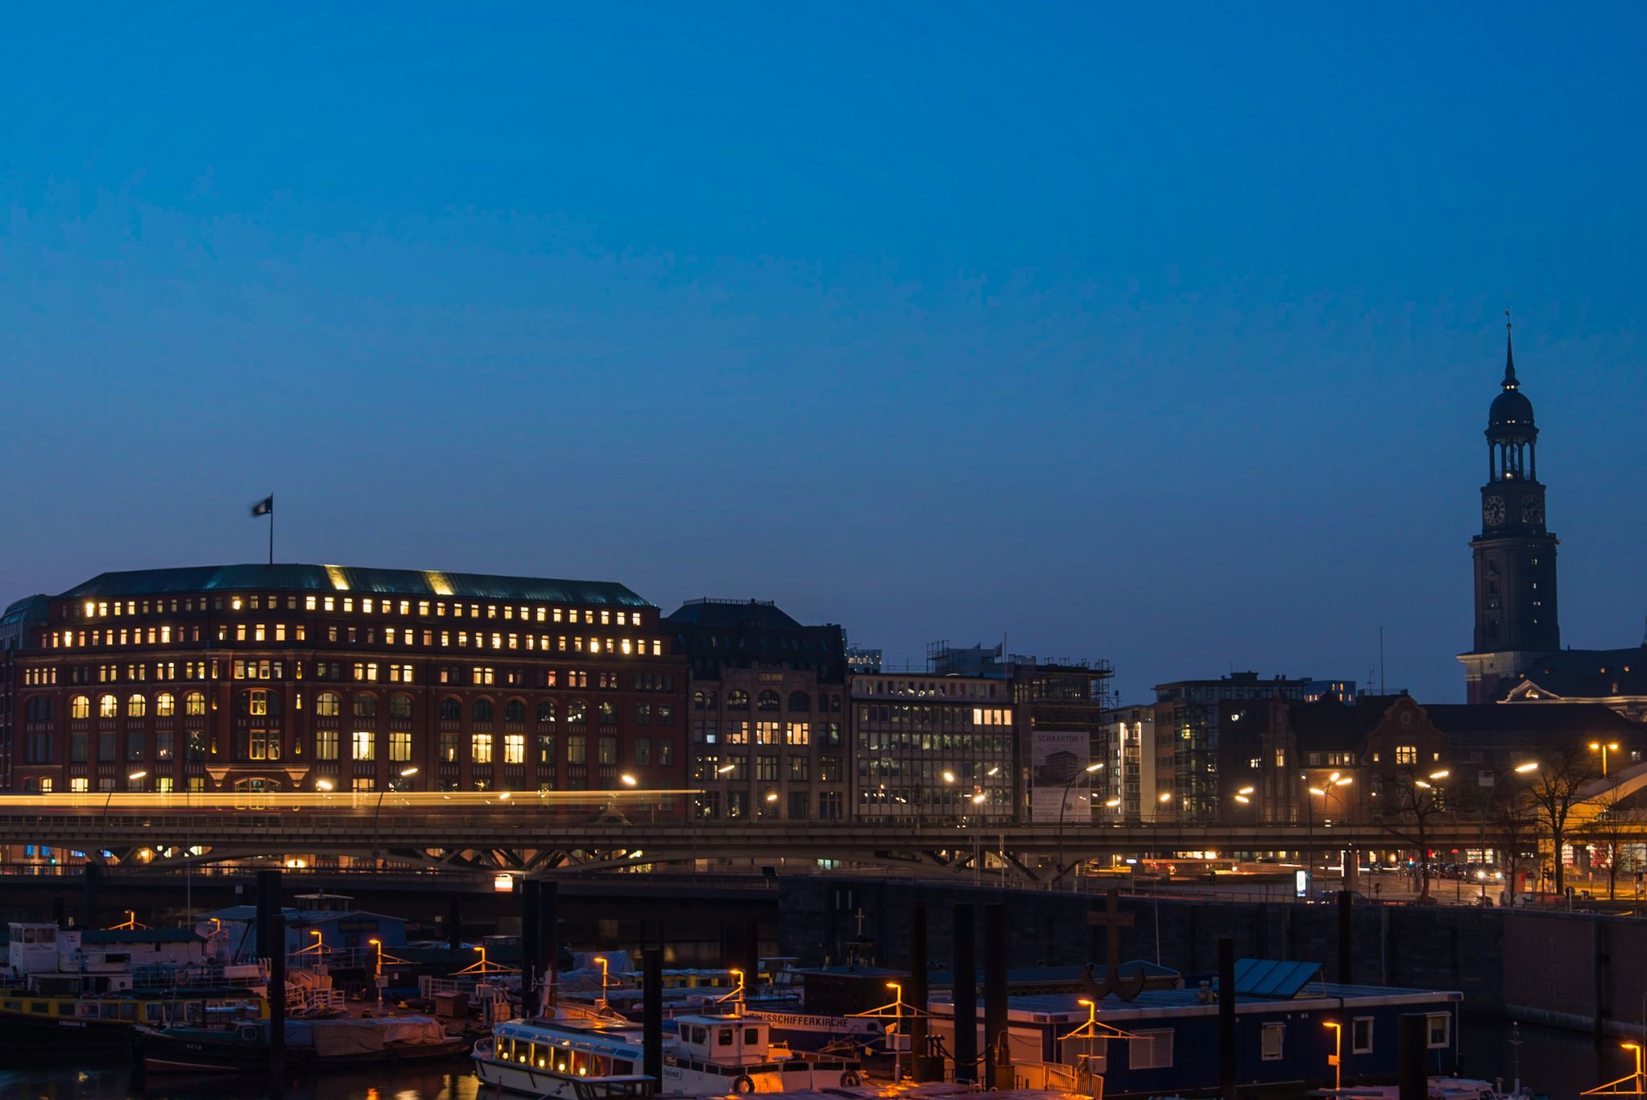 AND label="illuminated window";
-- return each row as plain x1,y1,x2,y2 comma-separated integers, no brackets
245,690,270,717
568,700,588,725
99,694,118,718
471,733,494,764
388,730,412,762
784,722,810,746
1396,745,1418,766
352,730,375,761
537,701,557,724
598,701,617,725
71,695,91,720
567,735,587,764
503,733,525,765
185,691,206,717
315,692,342,718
